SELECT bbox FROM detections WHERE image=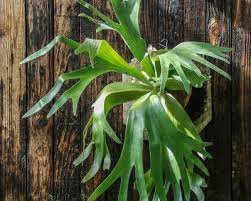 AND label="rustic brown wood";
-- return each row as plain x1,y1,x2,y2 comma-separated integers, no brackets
53,1,82,201
26,0,54,200
0,0,26,200
205,0,232,200
140,0,159,47
232,0,251,200
79,0,95,198
1,0,251,200
158,0,184,48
